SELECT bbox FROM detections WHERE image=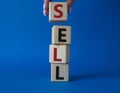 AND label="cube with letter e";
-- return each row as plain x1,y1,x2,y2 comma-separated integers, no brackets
52,26,71,44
